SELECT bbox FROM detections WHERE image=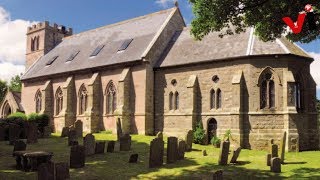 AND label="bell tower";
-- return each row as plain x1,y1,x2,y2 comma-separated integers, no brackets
26,21,73,70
